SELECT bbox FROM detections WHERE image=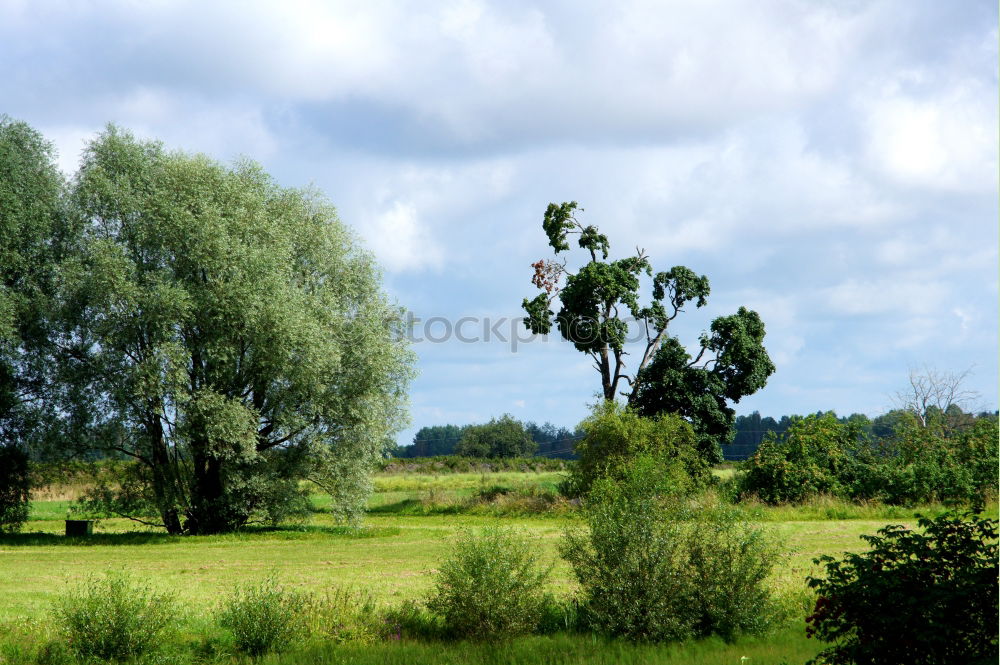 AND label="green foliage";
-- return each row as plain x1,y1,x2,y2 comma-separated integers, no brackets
562,459,780,643
631,308,774,462
806,511,998,665
522,201,774,465
58,125,414,533
563,402,709,499
740,411,998,505
427,525,553,640
0,444,30,533
0,117,71,464
454,414,537,458
53,571,178,662
217,576,311,656
739,413,859,503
